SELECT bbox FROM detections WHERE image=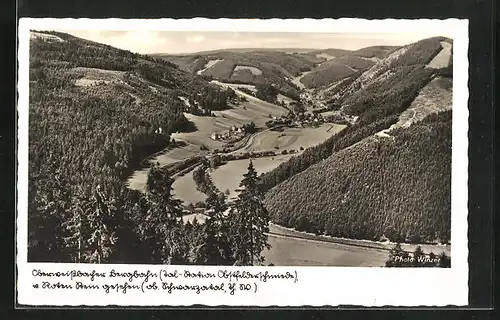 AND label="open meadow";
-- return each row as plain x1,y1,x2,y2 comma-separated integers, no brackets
171,122,346,202
172,167,208,205
263,223,450,266
126,143,201,192
238,123,346,153
210,154,294,198
263,234,389,267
